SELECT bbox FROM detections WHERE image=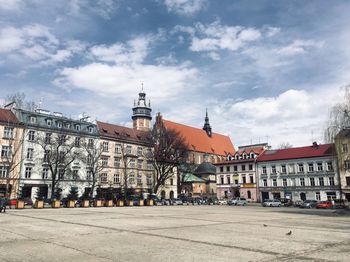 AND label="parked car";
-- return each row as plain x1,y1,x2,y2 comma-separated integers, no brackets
171,198,183,205
228,197,247,206
262,199,282,207
316,201,333,209
216,199,228,205
300,200,318,209
293,200,303,207
161,199,171,205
